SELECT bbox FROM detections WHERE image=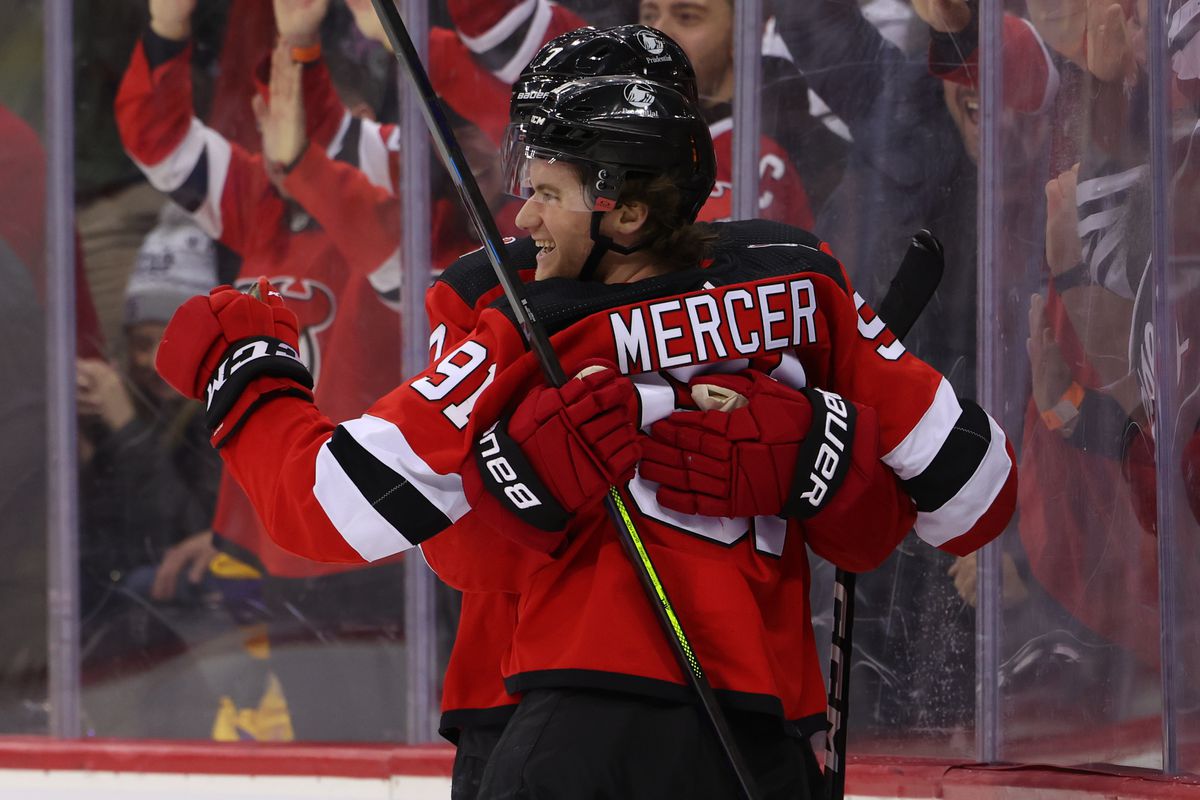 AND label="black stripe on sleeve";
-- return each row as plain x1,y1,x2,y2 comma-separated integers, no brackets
468,12,536,75
143,28,190,69
900,399,991,513
169,149,209,212
332,117,363,169
327,425,452,546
